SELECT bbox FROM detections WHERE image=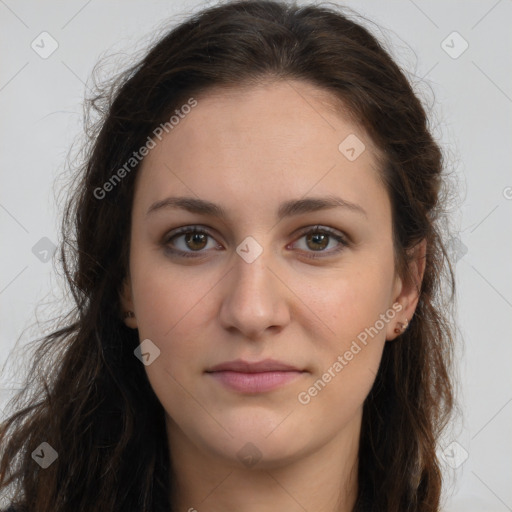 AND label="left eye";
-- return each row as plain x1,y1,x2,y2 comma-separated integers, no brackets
163,225,348,259
291,226,348,257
